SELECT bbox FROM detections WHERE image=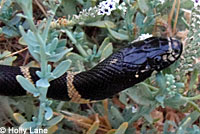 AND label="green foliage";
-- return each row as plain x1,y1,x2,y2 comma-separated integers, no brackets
0,51,17,65
178,5,200,77
11,0,70,131
0,0,200,133
164,111,200,134
0,0,30,37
